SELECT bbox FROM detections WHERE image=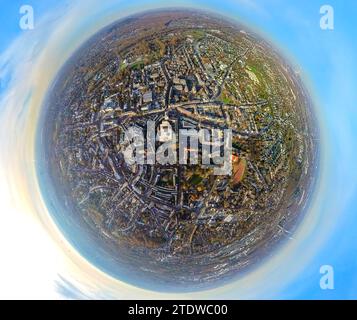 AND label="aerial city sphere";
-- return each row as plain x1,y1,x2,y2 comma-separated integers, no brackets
38,9,318,291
